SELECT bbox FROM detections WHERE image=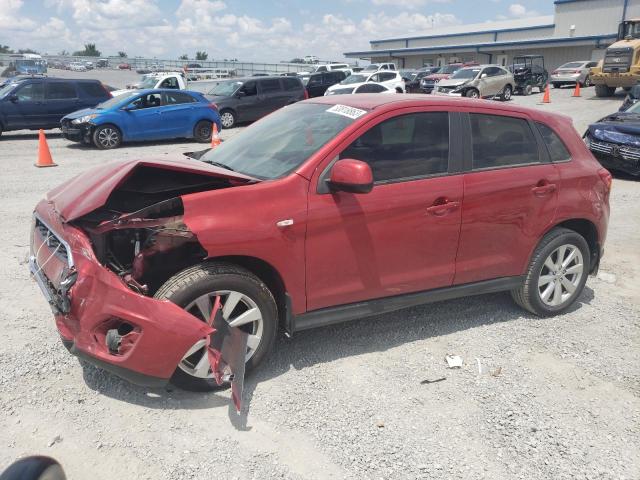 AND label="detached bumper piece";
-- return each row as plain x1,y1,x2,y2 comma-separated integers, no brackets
61,119,92,143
